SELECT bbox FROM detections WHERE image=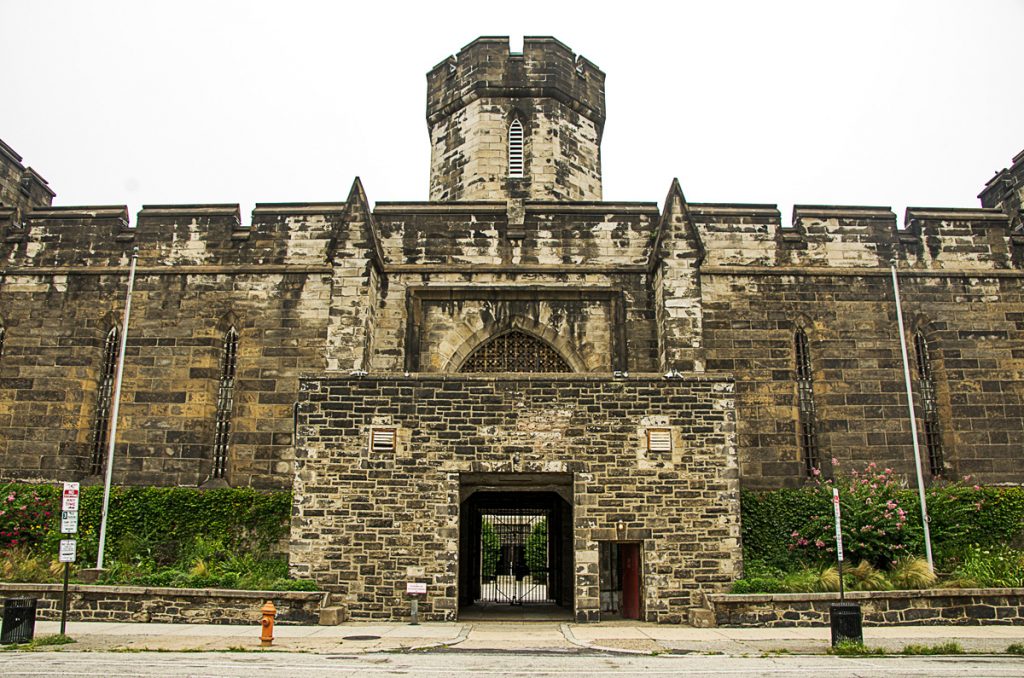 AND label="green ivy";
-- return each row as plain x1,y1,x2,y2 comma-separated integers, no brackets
742,483,1024,572
2,483,291,569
